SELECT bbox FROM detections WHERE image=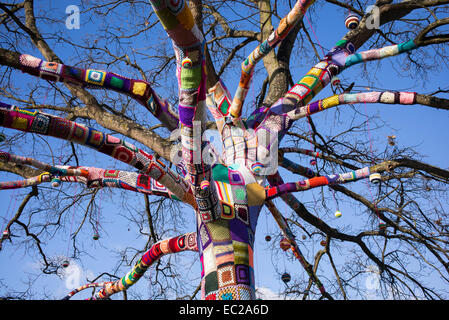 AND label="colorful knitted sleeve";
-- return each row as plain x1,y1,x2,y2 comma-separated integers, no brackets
0,102,191,202
18,54,179,130
265,167,371,200
230,0,316,119
91,232,198,300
